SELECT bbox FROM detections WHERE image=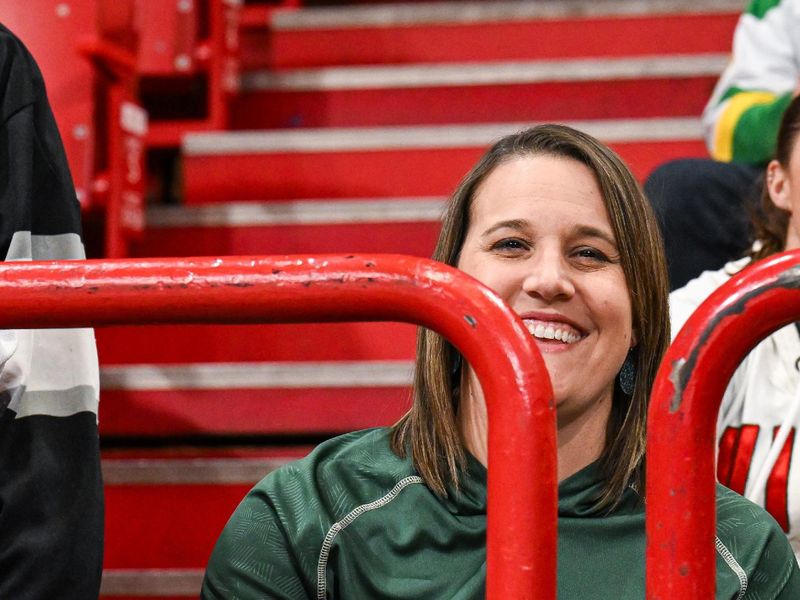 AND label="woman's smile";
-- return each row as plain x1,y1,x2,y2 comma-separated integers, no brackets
521,312,586,349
